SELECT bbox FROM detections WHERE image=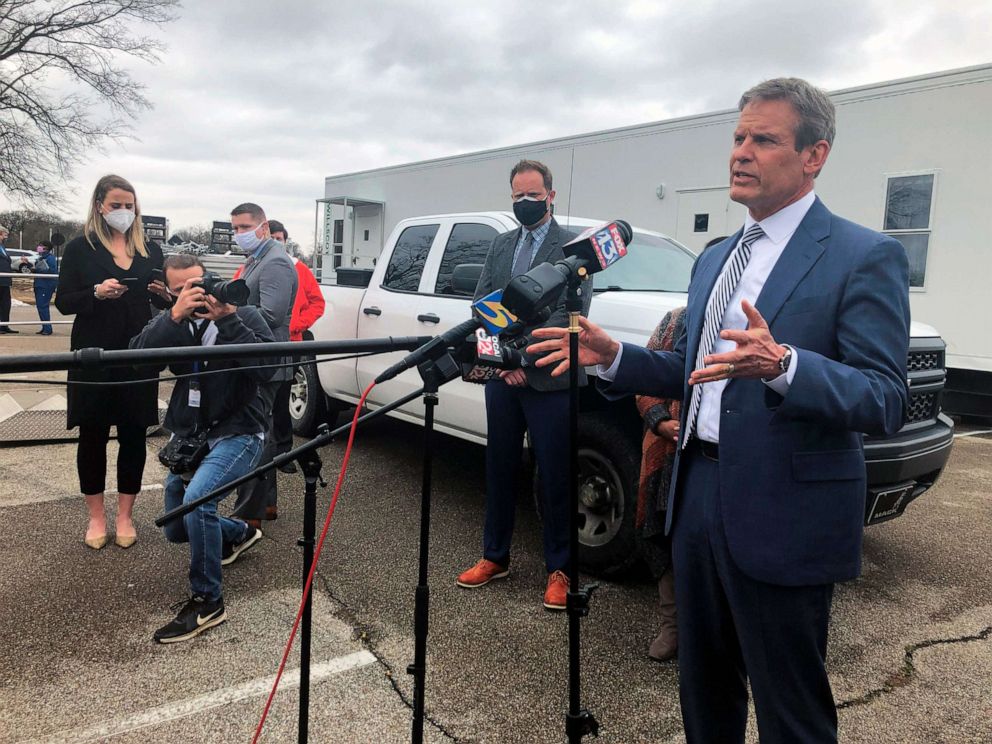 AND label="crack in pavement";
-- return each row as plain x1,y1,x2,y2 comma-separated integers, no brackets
262,529,462,743
313,571,464,743
836,624,992,710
